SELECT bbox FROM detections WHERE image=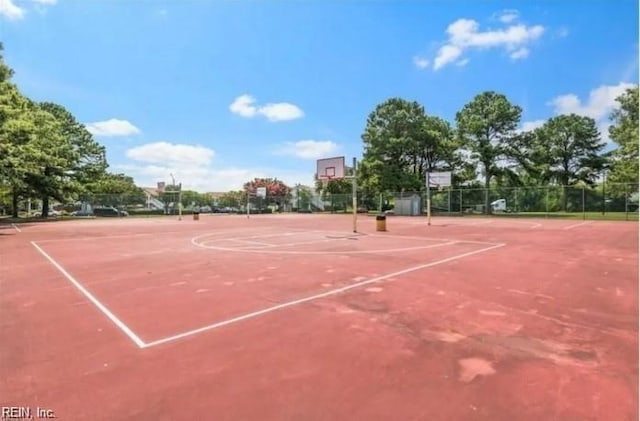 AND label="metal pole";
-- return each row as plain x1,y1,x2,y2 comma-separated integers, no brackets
448,187,451,215
246,191,250,219
545,187,549,218
426,172,431,226
178,185,182,221
602,171,606,216
459,189,463,215
625,183,628,221
582,187,586,220
352,157,357,233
